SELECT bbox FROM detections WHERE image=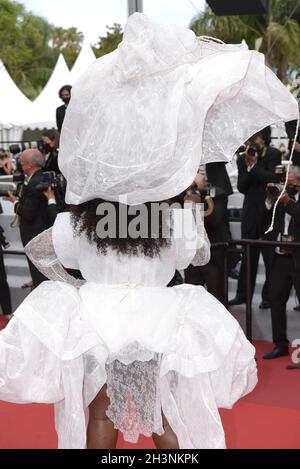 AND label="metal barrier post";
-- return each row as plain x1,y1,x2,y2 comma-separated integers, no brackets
223,245,228,308
245,243,252,341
